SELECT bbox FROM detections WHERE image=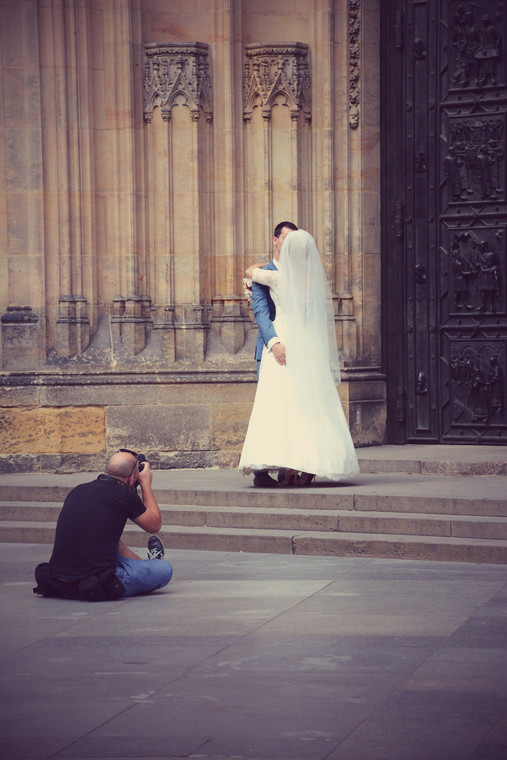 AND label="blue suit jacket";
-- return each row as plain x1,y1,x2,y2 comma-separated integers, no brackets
252,260,278,363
